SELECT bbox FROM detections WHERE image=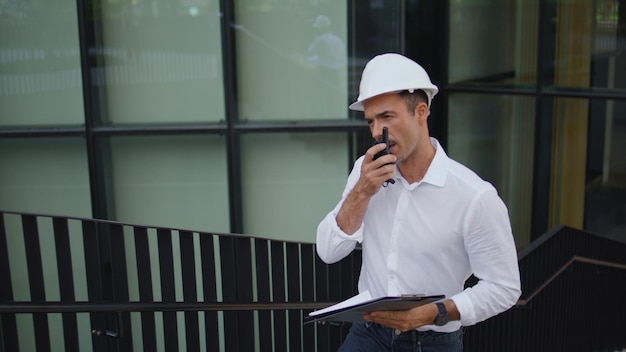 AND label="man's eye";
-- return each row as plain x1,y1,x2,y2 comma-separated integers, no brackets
366,120,373,125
